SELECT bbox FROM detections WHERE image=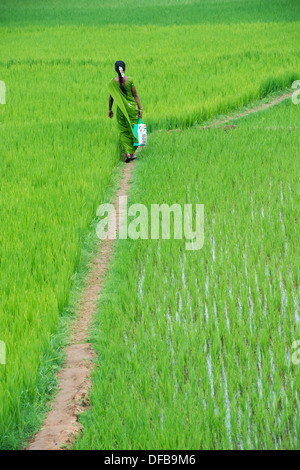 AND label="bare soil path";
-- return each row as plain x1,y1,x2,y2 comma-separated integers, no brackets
27,90,293,450
203,91,294,129
161,90,294,134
